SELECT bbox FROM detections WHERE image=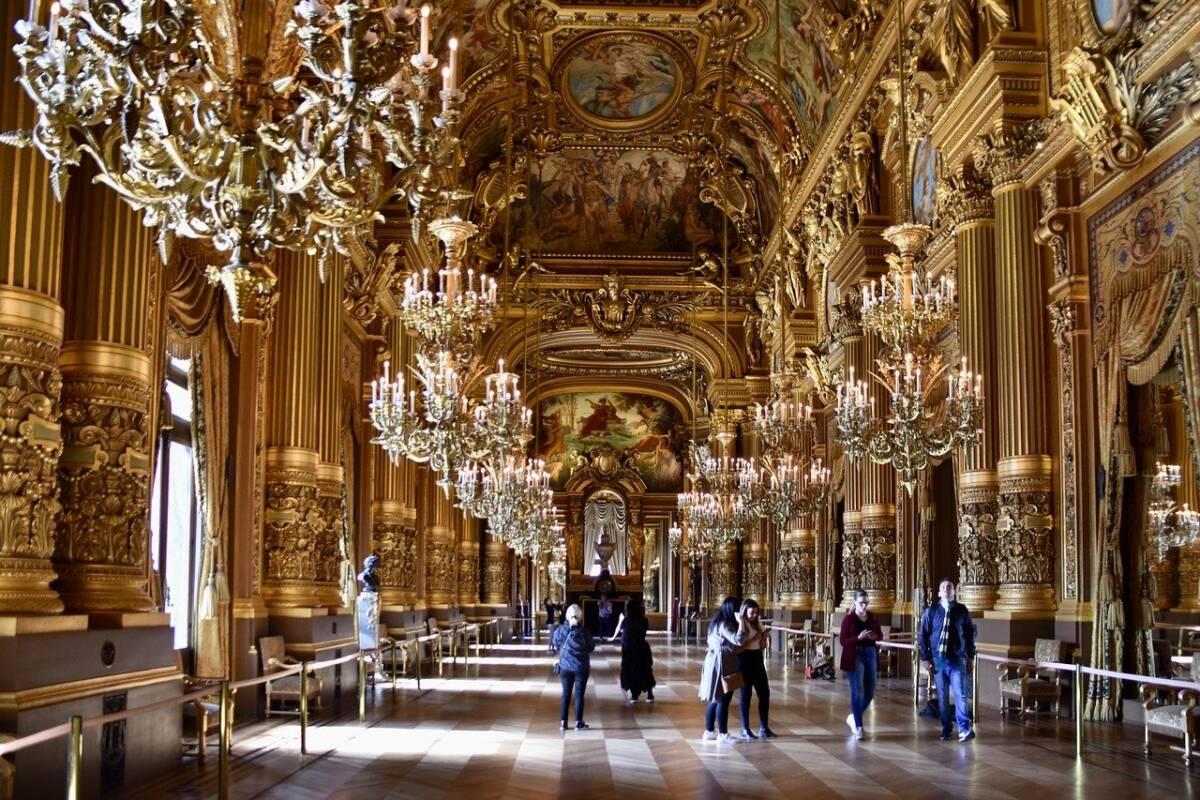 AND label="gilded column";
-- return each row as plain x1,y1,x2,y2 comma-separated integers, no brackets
942,163,1000,610
976,125,1056,614
457,516,480,607
860,329,897,614
743,541,768,603
842,511,863,605
709,542,738,603
837,304,866,609
314,256,346,608
424,478,456,607
373,319,418,605
0,1,67,613
262,252,332,608
778,523,816,611
482,538,511,606
53,171,156,612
